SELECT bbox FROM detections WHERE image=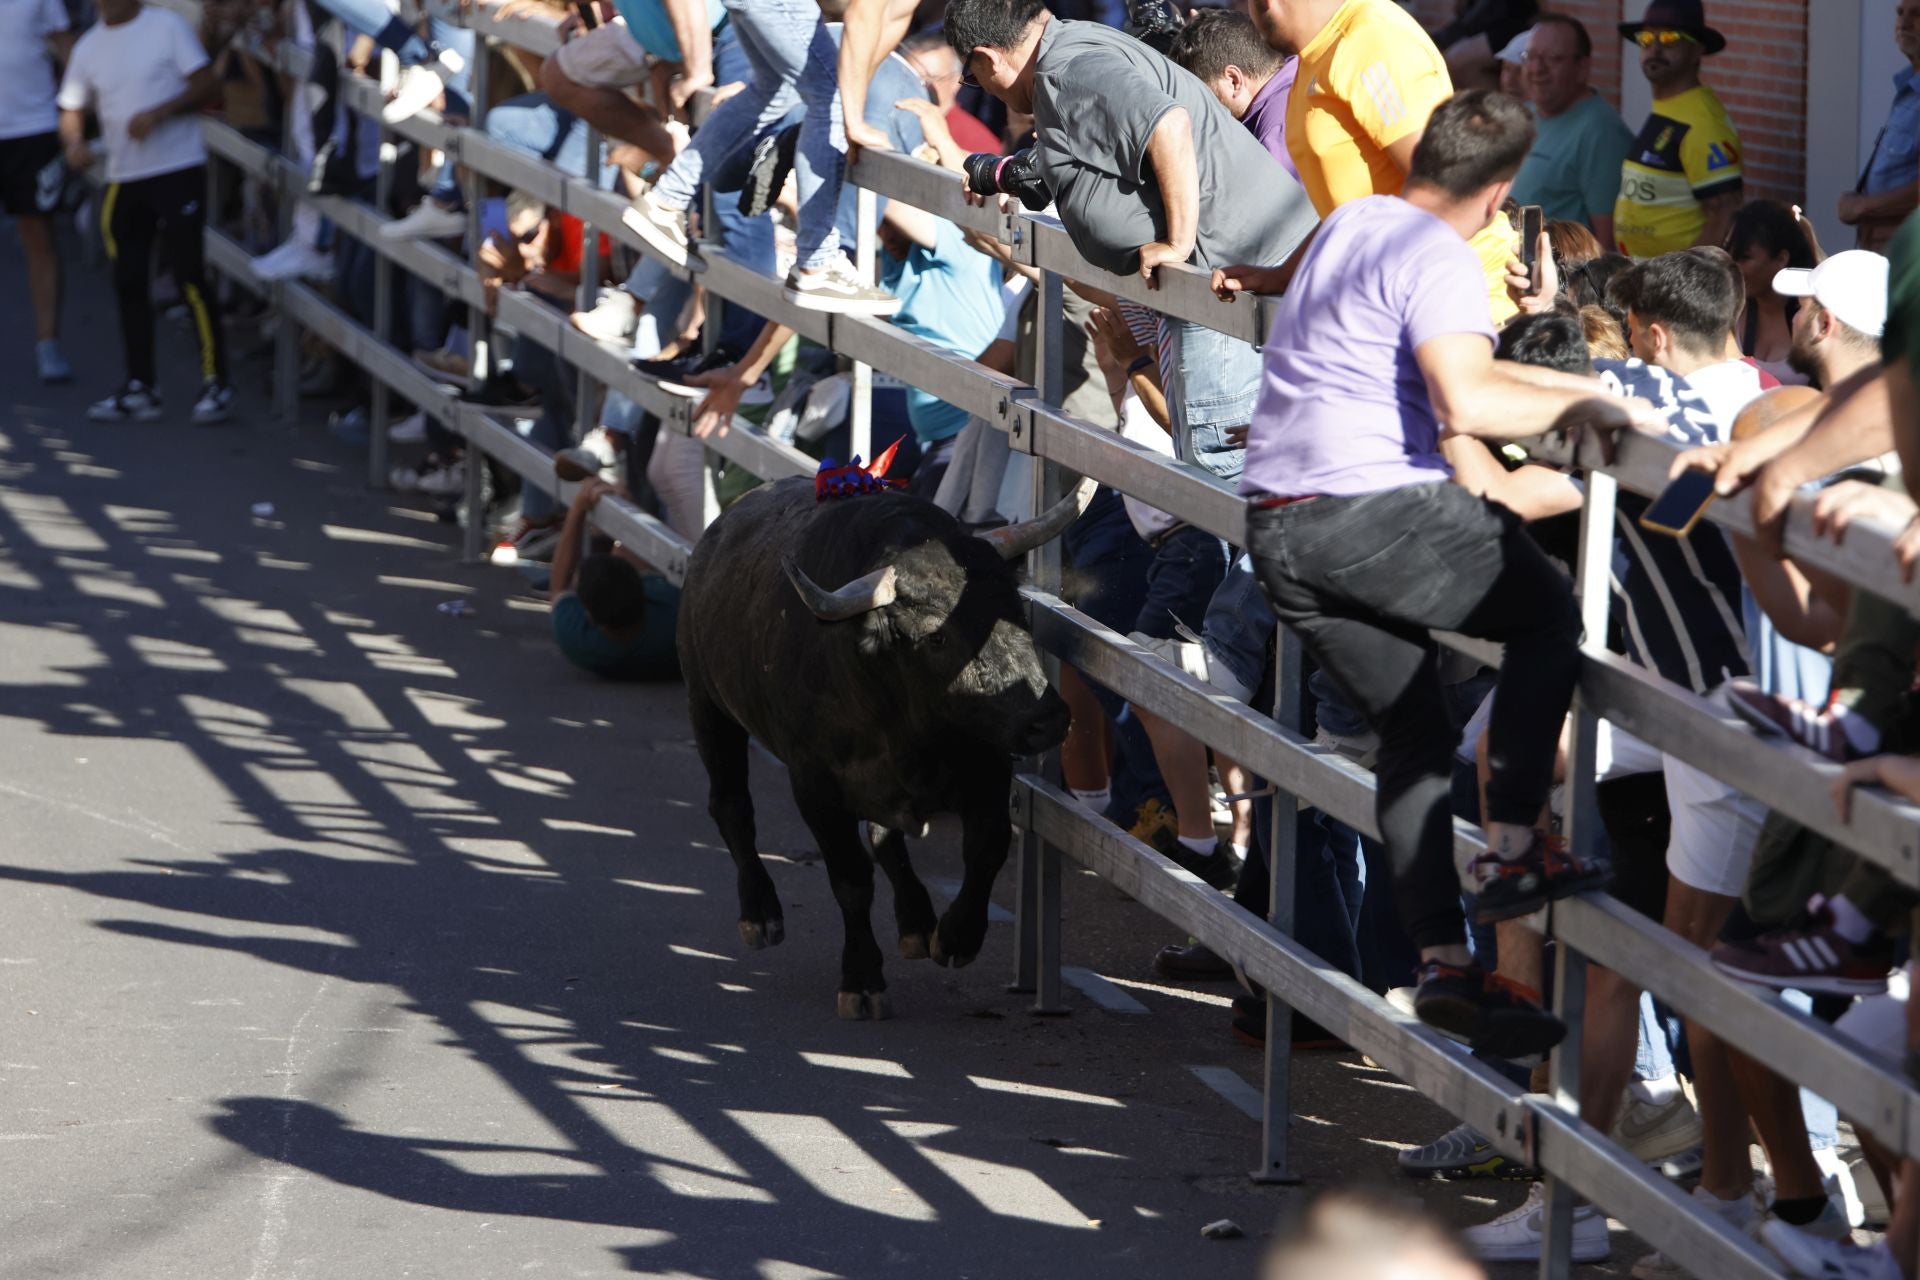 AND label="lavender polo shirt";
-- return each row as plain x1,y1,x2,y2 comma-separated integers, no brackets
1240,58,1299,181
1240,196,1497,499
